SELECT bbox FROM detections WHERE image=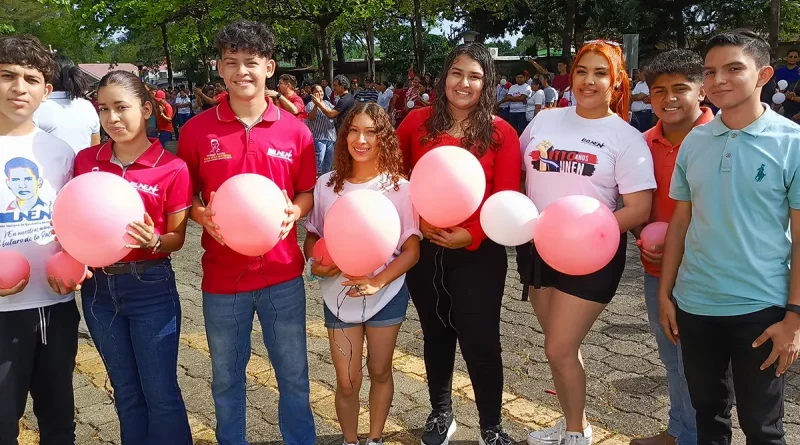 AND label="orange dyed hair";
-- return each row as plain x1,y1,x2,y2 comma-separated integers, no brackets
569,40,631,121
